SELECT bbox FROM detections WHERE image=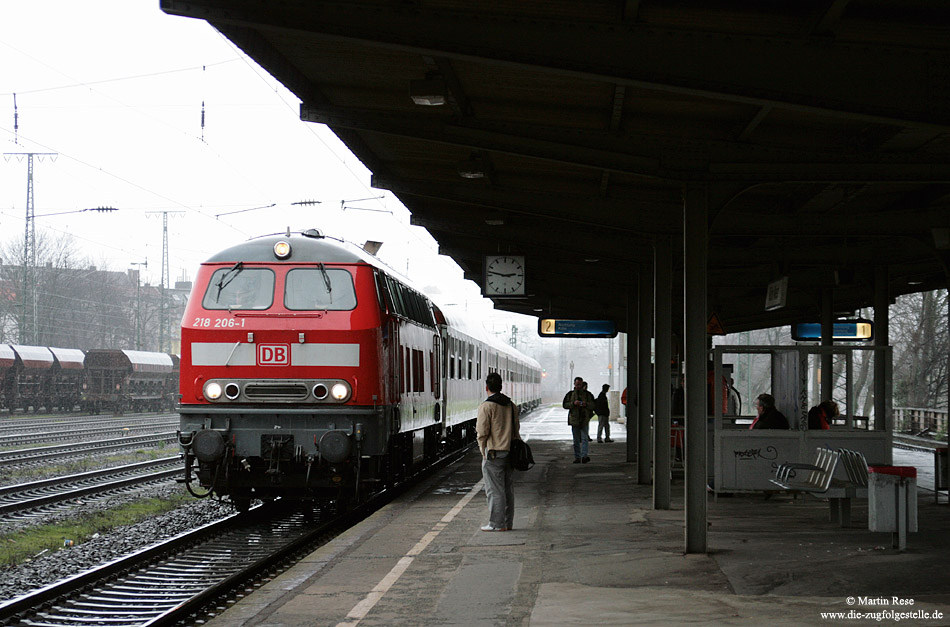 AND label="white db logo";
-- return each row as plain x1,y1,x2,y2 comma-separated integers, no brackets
257,344,290,366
